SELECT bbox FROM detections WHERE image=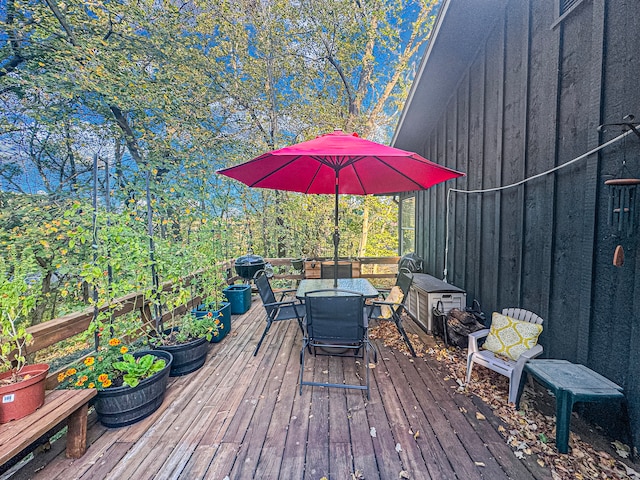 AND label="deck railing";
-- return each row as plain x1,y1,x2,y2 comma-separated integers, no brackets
21,256,400,389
